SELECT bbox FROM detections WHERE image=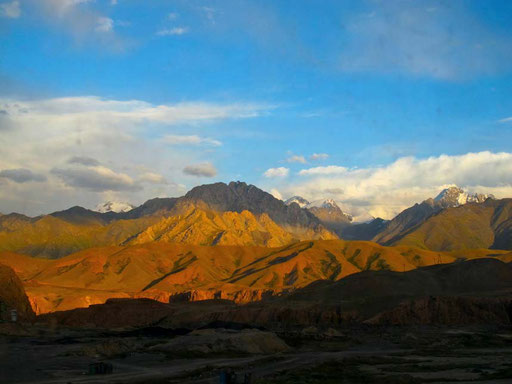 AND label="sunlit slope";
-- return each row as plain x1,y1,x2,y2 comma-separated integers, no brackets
0,204,335,259
126,206,296,247
2,240,510,314
0,251,51,279
0,214,160,259
391,199,512,251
